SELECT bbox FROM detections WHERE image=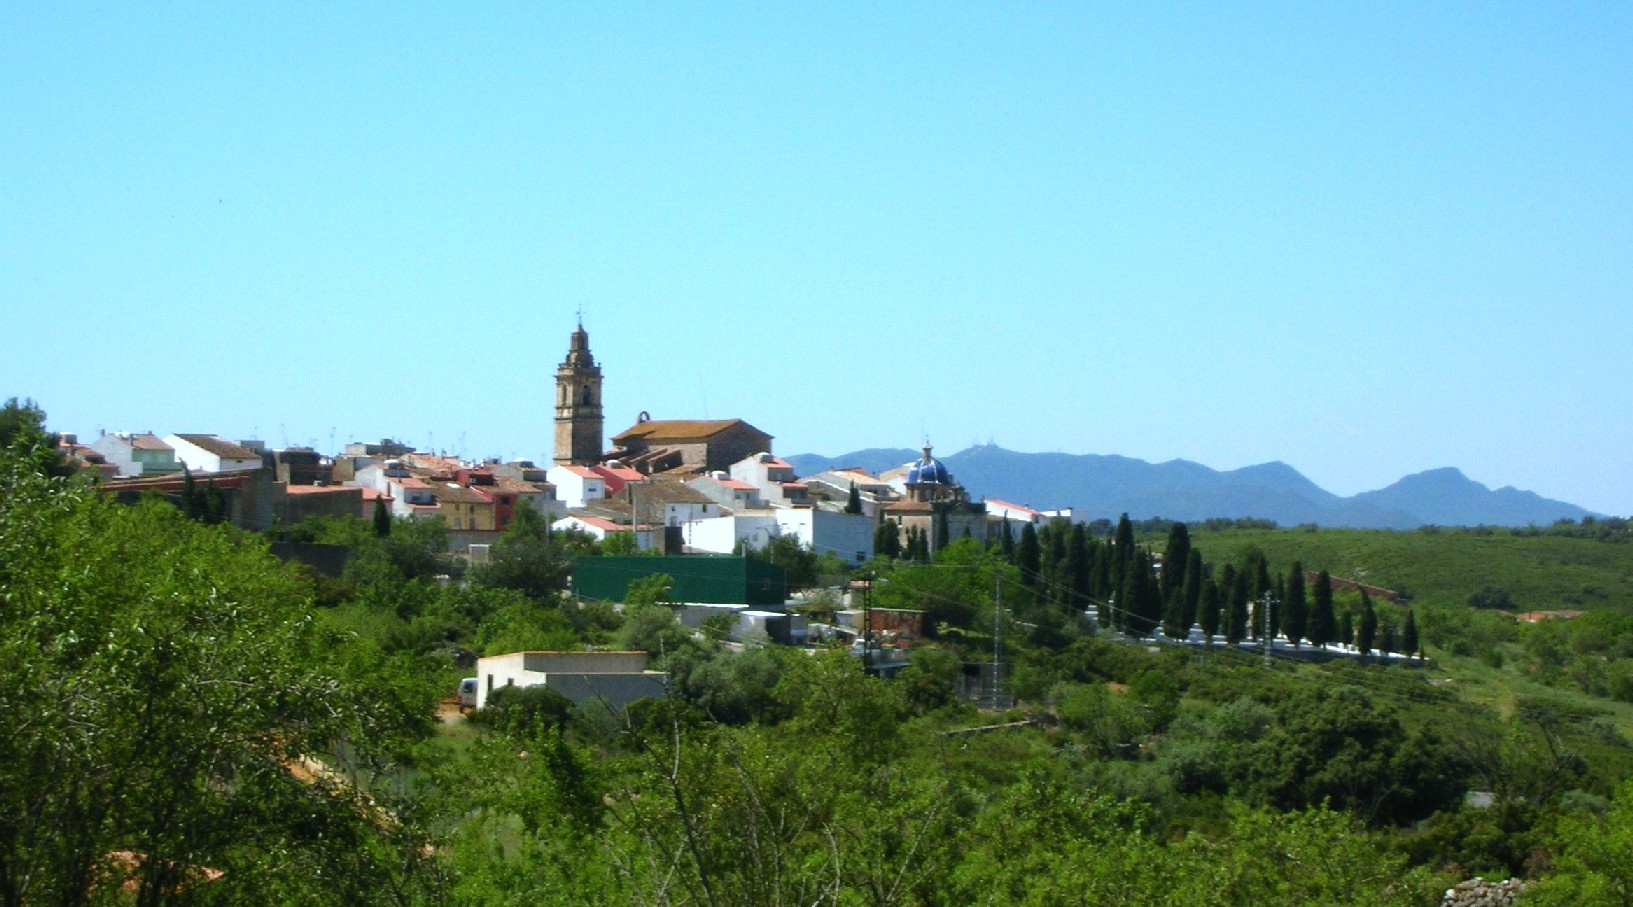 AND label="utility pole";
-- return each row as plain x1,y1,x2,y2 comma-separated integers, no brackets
862,572,873,673
992,573,1003,709
1261,591,1274,669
